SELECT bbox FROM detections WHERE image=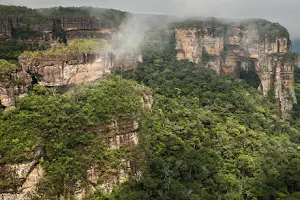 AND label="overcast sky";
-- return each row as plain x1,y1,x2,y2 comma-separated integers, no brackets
1,0,300,39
